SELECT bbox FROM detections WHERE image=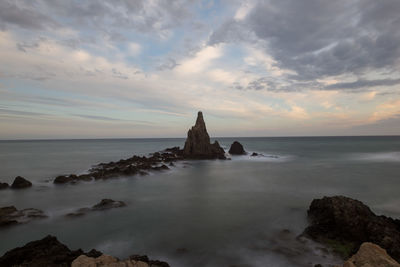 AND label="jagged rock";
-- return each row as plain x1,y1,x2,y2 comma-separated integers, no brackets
303,196,400,261
66,199,126,217
0,182,9,190
183,111,226,159
0,235,87,267
72,254,170,267
54,174,93,184
336,242,400,267
11,176,32,189
0,206,47,227
228,141,246,155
